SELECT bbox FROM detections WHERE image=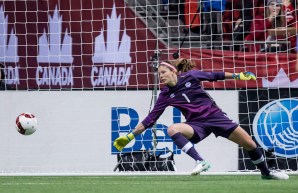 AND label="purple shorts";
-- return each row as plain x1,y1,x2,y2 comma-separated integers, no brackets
186,112,238,144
